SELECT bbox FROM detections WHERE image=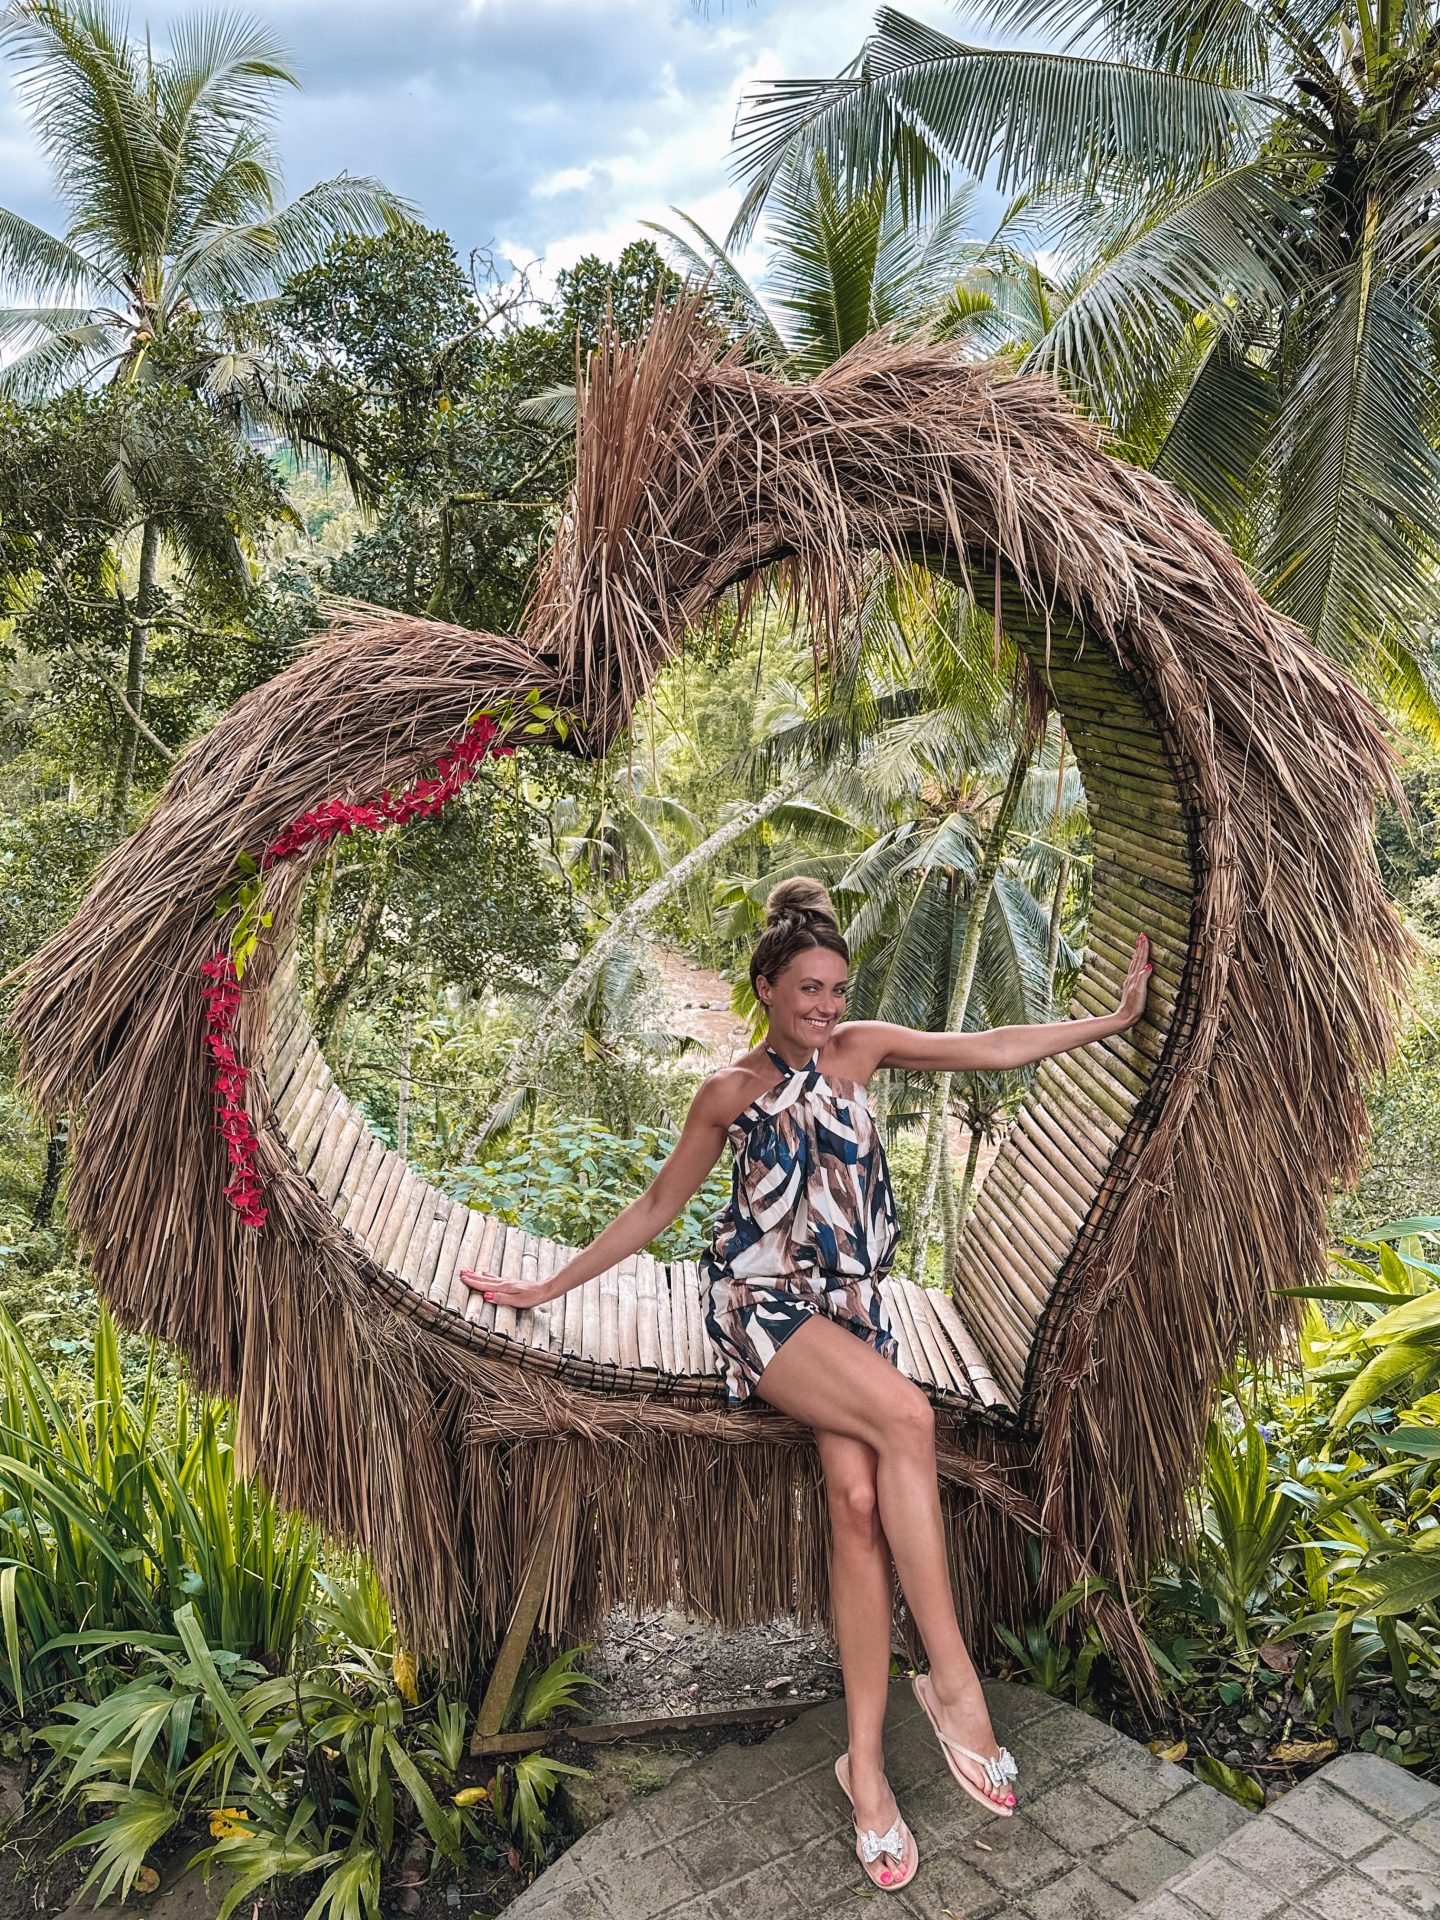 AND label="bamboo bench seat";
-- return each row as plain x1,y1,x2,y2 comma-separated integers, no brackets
262,959,1006,1409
